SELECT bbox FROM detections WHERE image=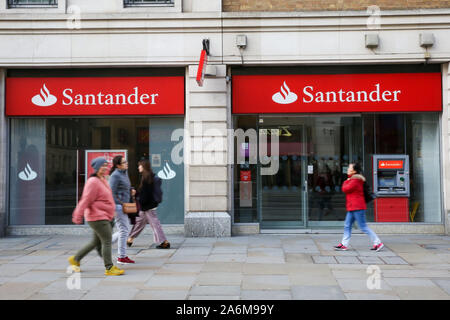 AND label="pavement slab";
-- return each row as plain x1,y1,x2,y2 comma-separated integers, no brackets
241,290,292,300
291,285,346,300
0,233,449,300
